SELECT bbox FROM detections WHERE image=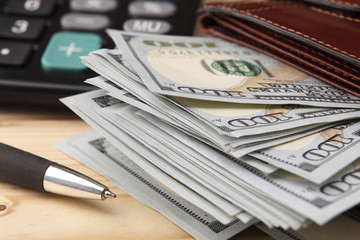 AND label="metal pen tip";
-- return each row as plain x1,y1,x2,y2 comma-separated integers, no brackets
103,190,116,199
